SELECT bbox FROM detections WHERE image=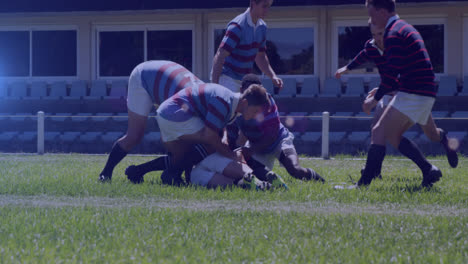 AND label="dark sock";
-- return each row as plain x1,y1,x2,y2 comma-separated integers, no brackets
359,144,386,185
246,158,270,181
133,156,170,175
101,143,128,177
398,137,432,173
